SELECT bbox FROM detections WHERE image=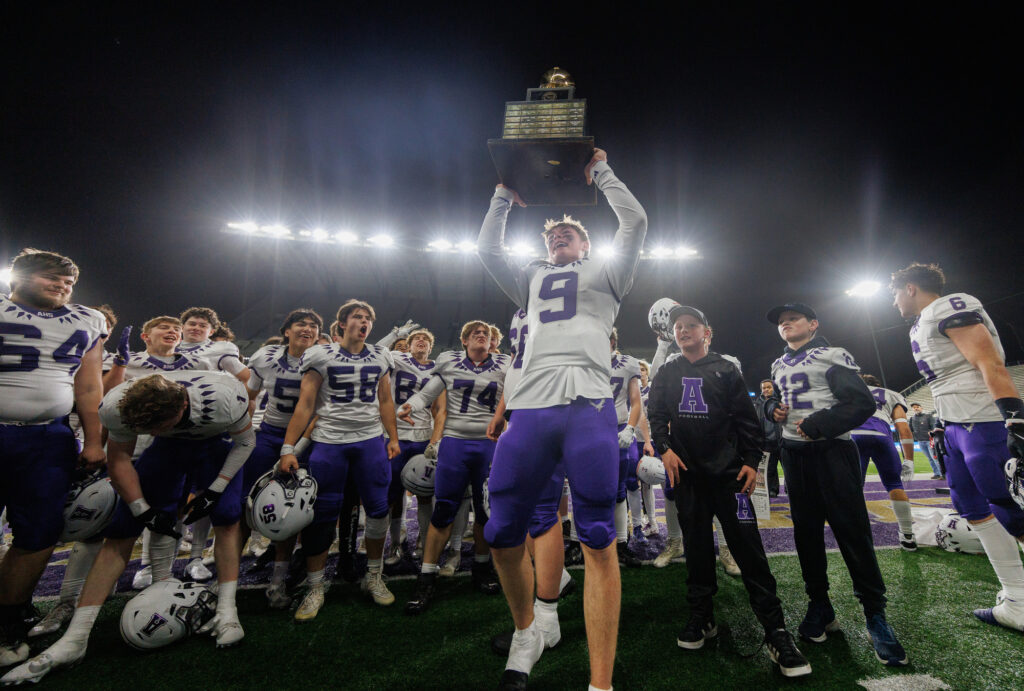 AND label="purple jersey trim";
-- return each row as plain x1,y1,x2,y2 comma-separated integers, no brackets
937,311,984,337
